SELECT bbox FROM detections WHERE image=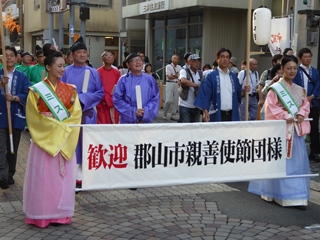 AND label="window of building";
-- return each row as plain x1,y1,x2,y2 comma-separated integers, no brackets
87,0,112,8
34,0,40,10
105,37,119,47
152,13,203,79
